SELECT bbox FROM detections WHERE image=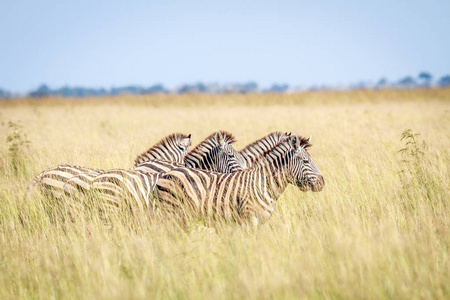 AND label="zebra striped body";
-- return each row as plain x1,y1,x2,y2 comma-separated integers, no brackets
63,131,246,211
154,135,324,225
88,169,160,211
28,133,191,198
240,132,291,168
63,159,183,204
184,131,247,173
